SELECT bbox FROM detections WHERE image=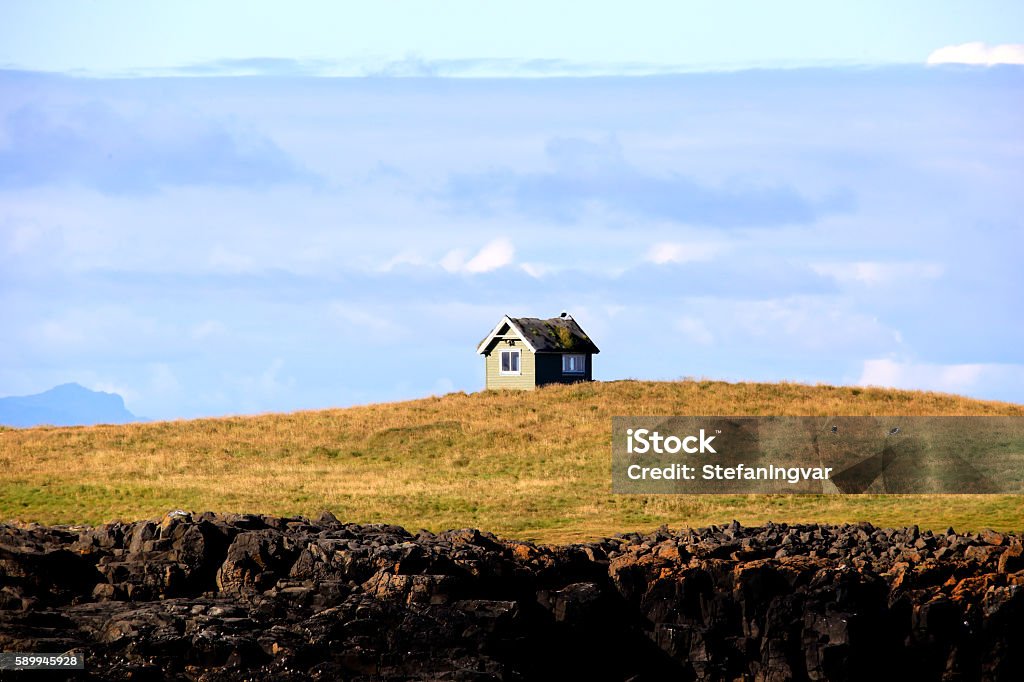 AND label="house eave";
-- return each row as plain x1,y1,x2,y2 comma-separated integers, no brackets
475,315,538,354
